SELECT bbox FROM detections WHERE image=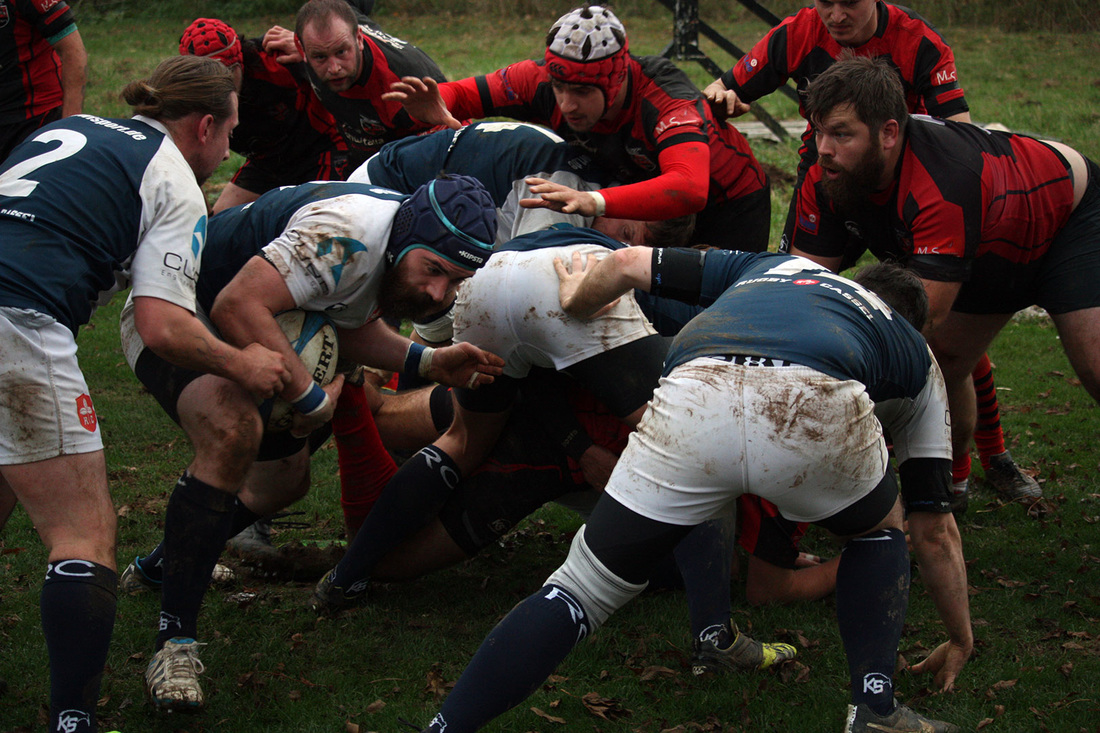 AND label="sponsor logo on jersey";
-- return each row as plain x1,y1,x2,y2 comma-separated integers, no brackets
358,115,386,138
793,278,819,286
742,55,759,76
191,217,207,259
33,0,63,14
0,5,9,28
76,393,97,432
934,68,958,85
361,26,408,50
798,212,818,233
498,68,519,102
55,709,91,733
